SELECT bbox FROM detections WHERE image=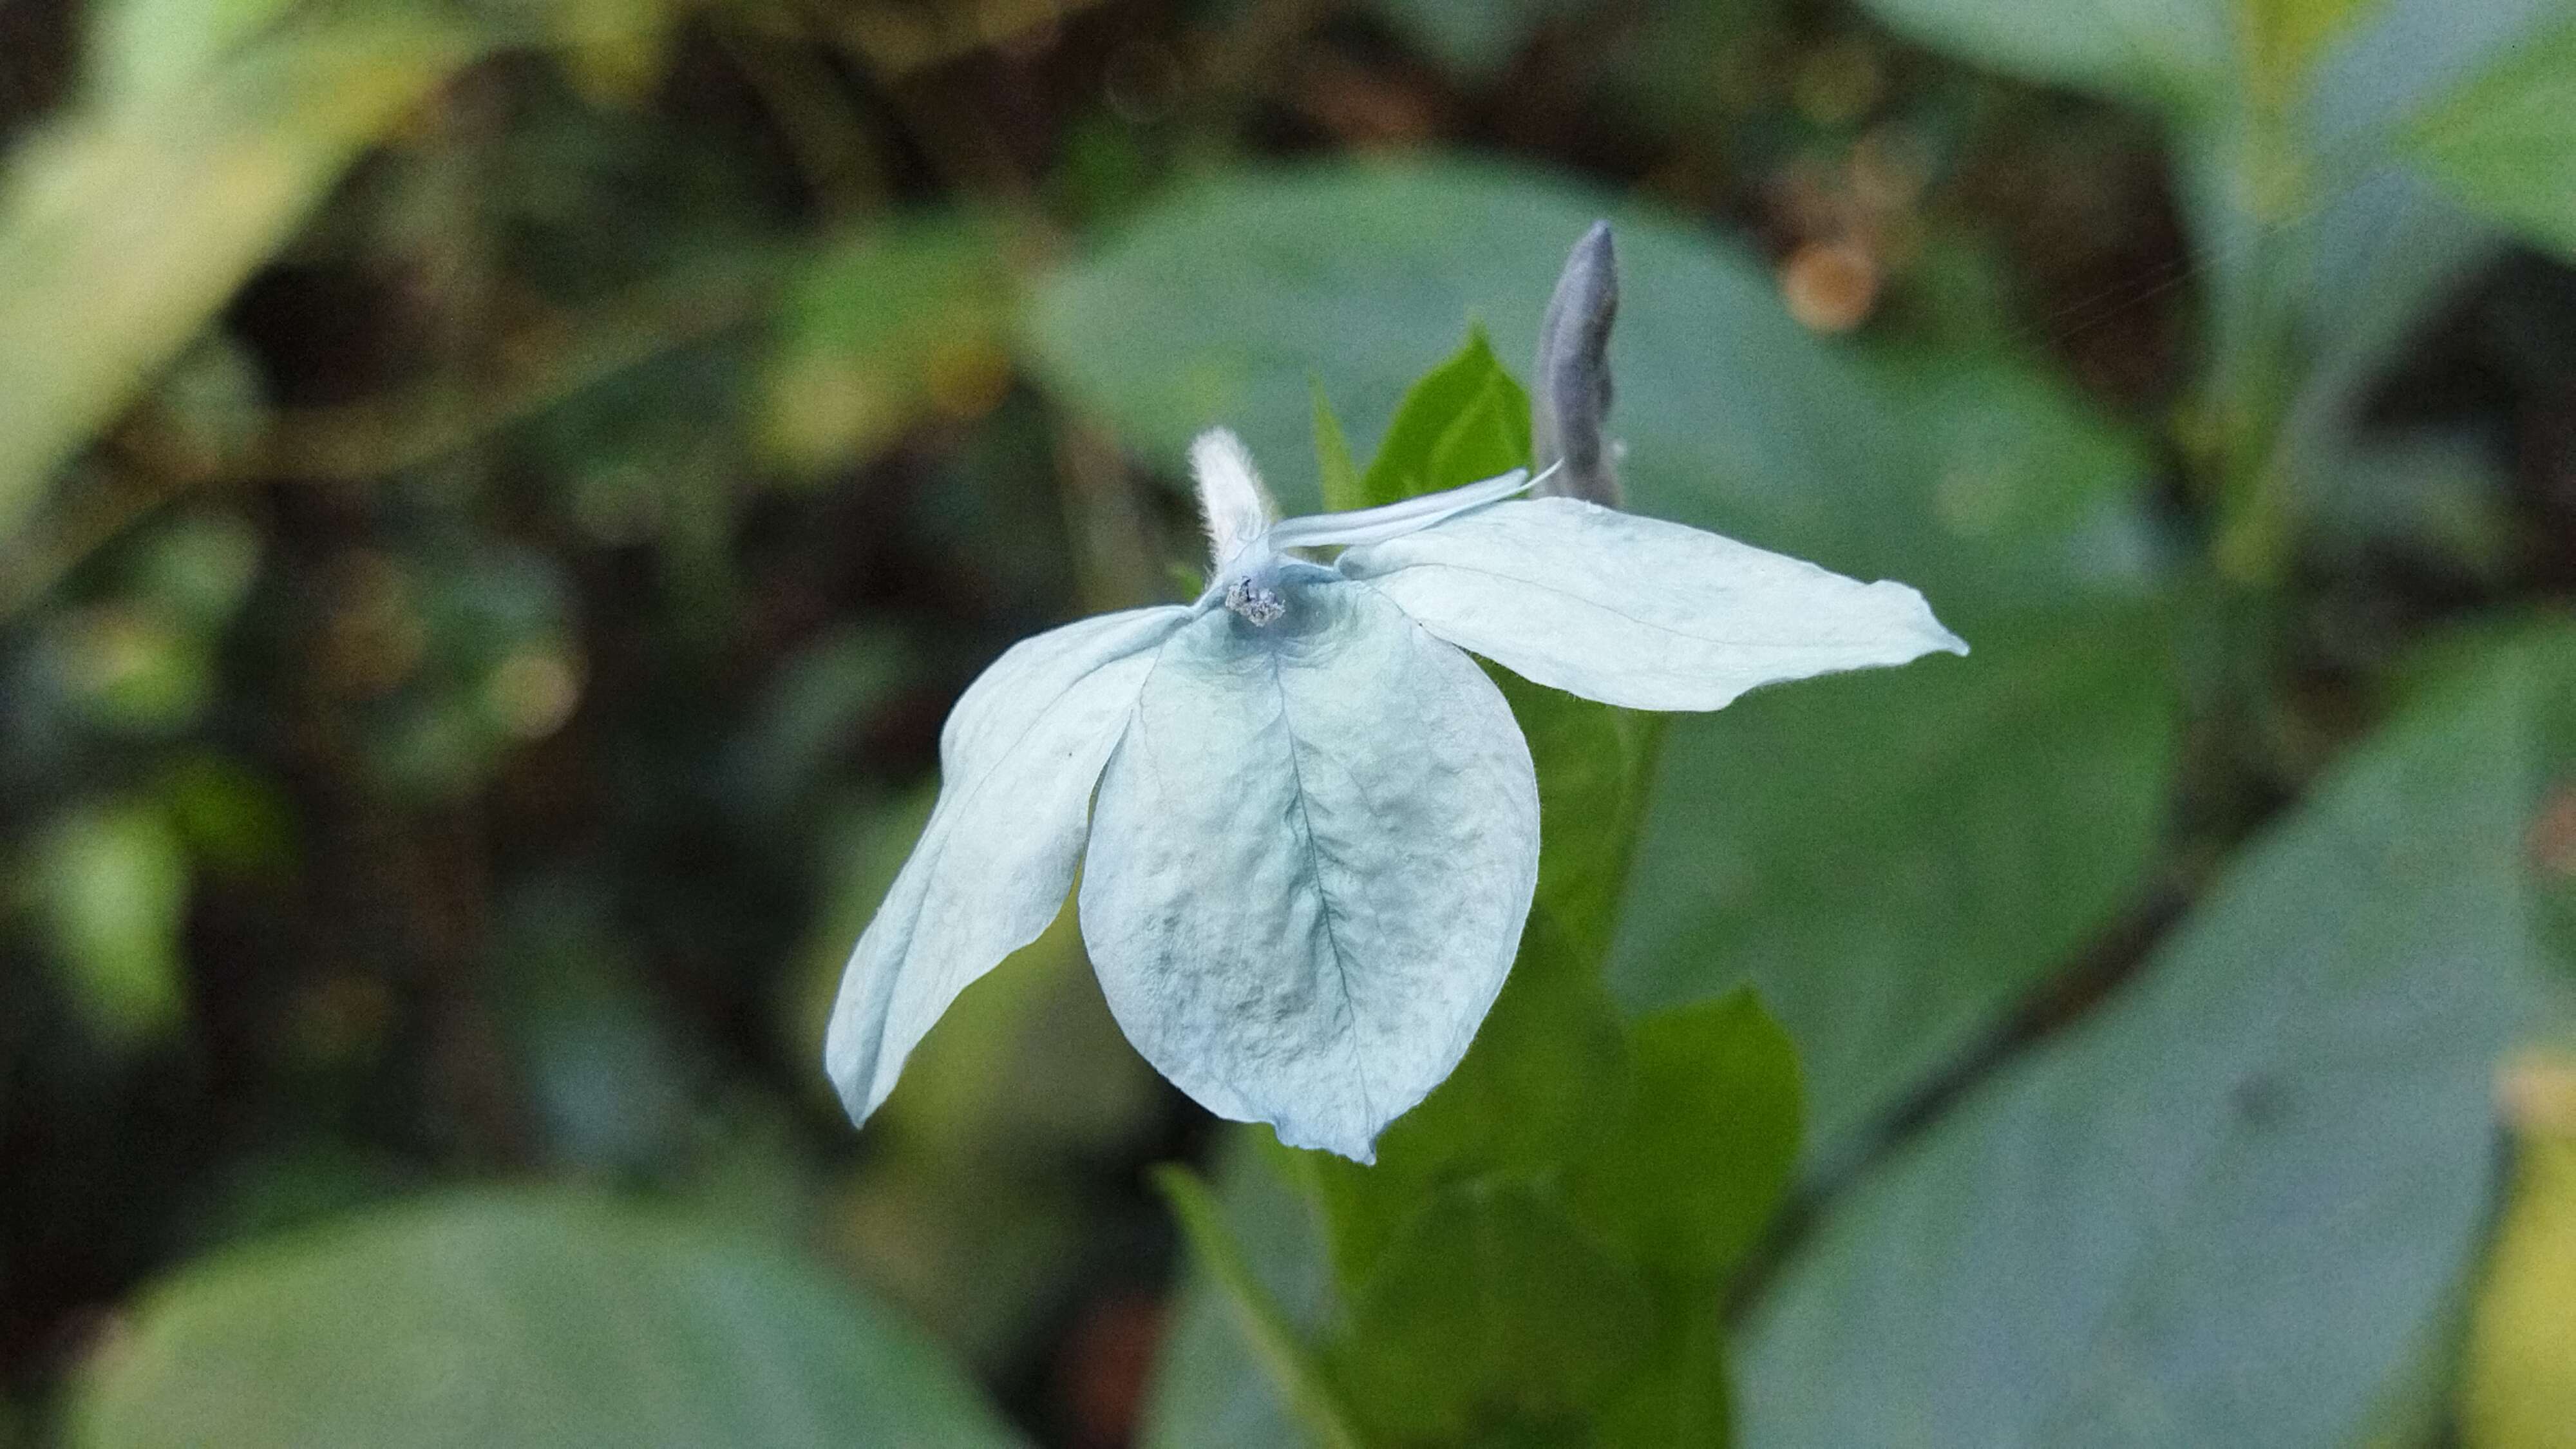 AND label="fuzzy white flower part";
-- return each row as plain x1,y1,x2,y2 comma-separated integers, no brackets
824,426,1964,1162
